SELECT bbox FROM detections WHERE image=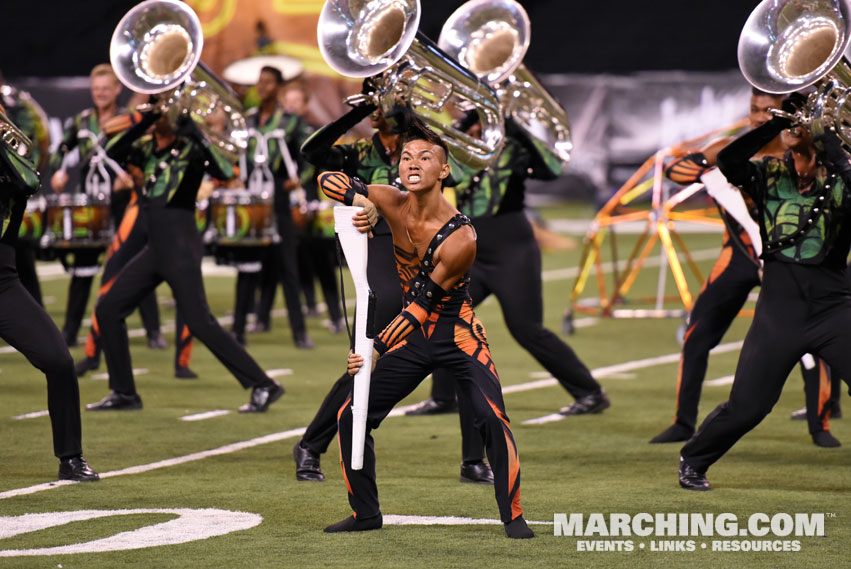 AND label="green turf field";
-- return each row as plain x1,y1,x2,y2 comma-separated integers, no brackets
0,203,848,568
